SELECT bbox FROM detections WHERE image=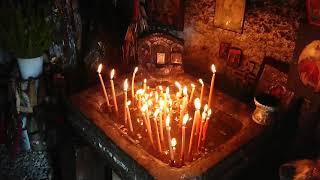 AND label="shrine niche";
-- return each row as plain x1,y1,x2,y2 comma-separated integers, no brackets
137,33,184,76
